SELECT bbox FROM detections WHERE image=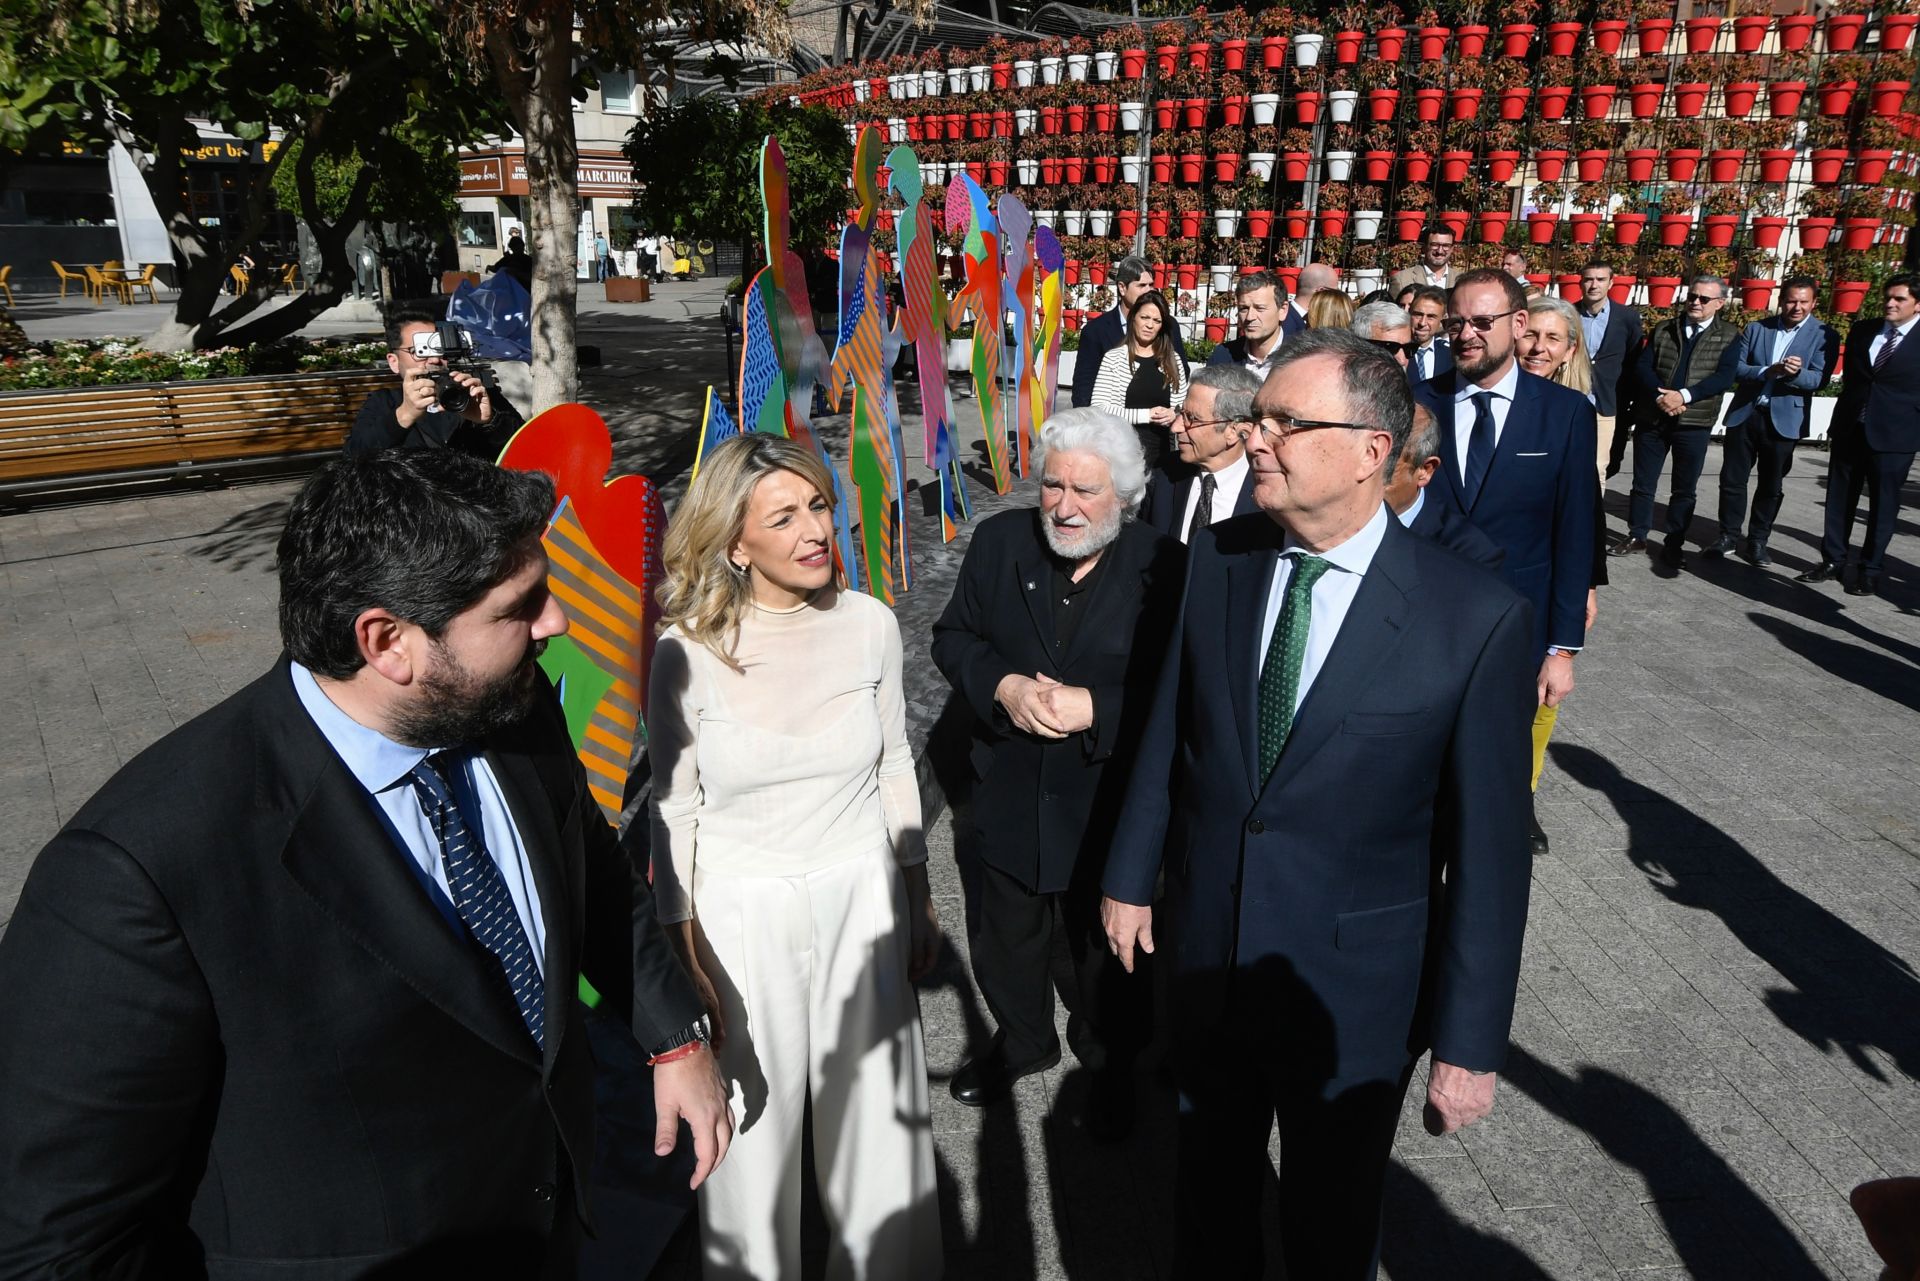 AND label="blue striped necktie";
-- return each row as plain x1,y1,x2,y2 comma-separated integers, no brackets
409,755,546,1051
